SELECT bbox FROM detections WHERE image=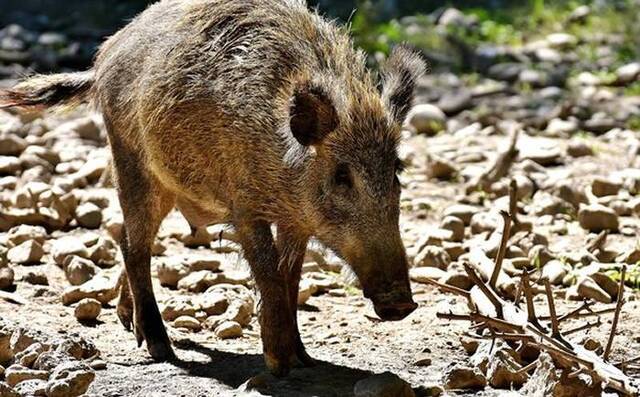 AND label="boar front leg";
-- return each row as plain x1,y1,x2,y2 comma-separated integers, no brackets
276,226,315,367
234,218,298,377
